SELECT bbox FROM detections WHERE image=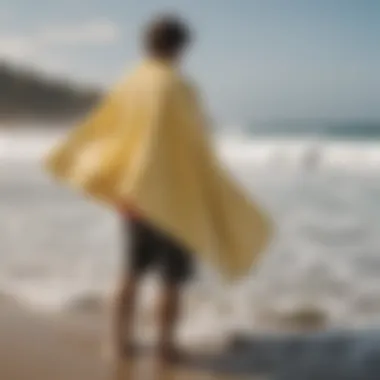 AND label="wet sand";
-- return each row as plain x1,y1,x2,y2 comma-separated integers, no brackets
0,300,258,380
2,298,380,379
